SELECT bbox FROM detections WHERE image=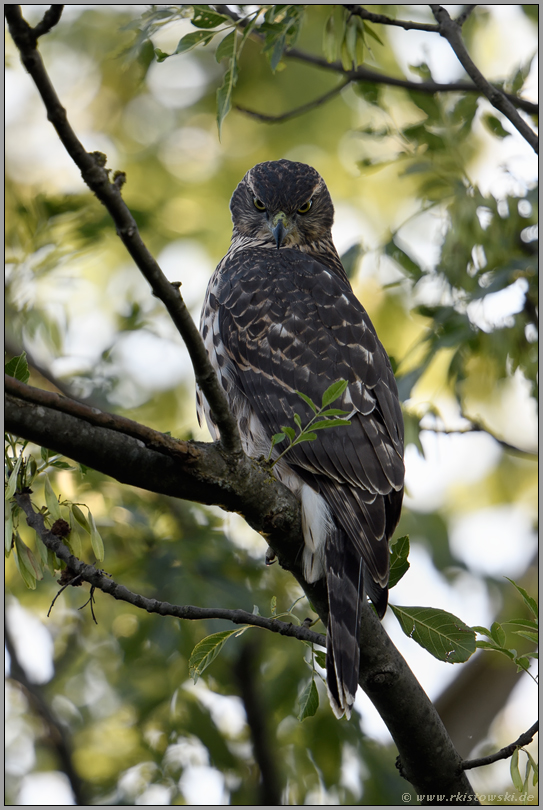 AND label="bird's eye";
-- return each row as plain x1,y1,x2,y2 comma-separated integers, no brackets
253,198,266,212
297,199,313,215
